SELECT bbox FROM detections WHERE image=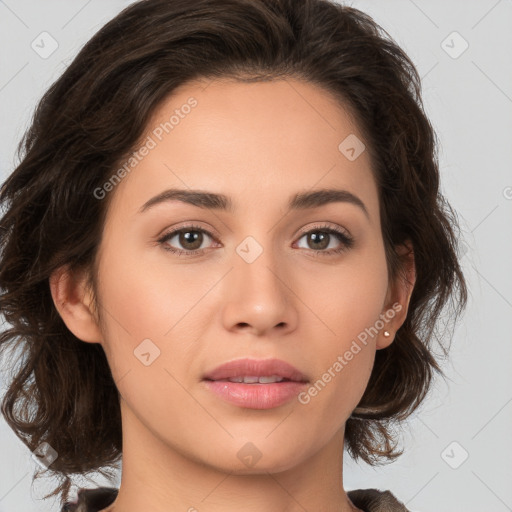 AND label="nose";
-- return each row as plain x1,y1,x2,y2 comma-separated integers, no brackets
220,239,298,337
